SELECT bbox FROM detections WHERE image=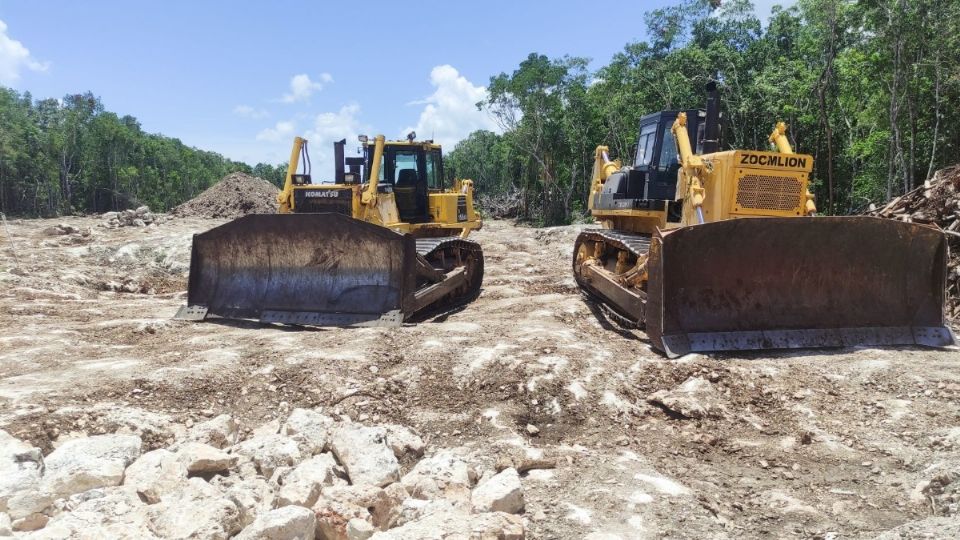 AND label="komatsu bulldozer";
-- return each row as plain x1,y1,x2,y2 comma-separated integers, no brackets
573,83,953,356
176,133,483,327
